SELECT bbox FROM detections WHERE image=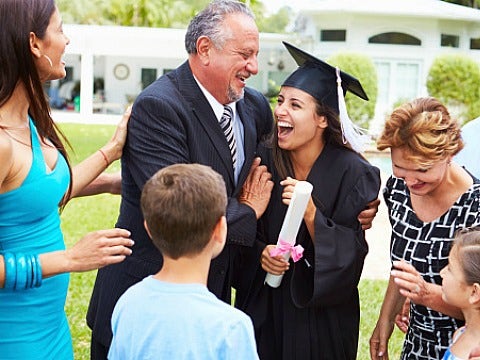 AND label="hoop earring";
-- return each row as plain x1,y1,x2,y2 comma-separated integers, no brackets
43,55,53,68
